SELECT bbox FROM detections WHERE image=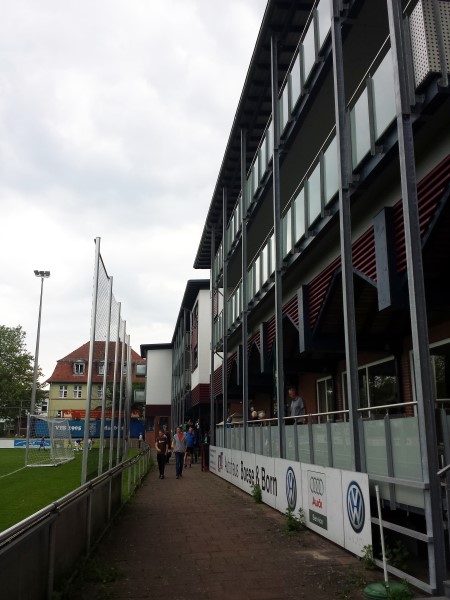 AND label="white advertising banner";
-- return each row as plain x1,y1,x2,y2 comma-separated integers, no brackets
210,446,372,557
